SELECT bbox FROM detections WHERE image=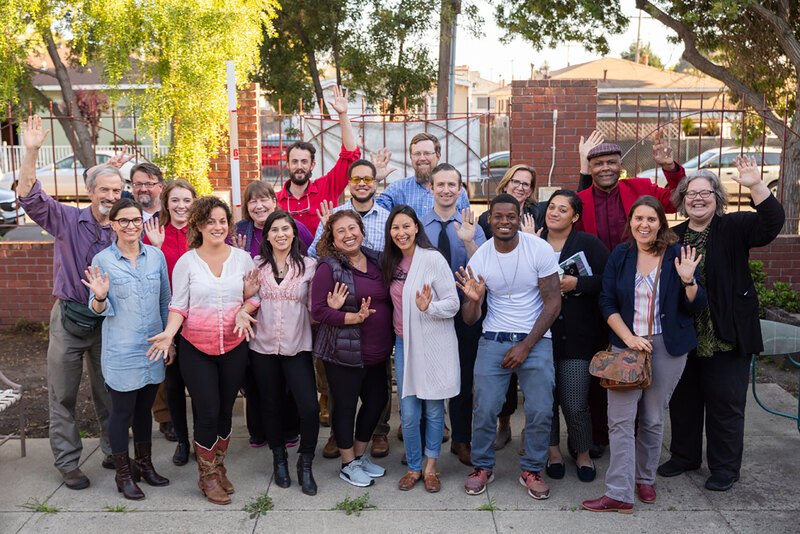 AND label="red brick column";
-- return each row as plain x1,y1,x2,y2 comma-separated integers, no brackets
509,79,598,191
208,83,262,198
0,242,55,327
